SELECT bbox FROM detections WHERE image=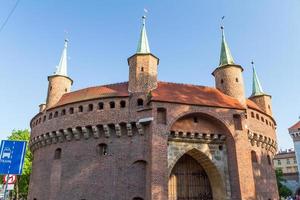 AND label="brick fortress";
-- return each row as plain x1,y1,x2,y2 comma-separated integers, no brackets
28,16,279,200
